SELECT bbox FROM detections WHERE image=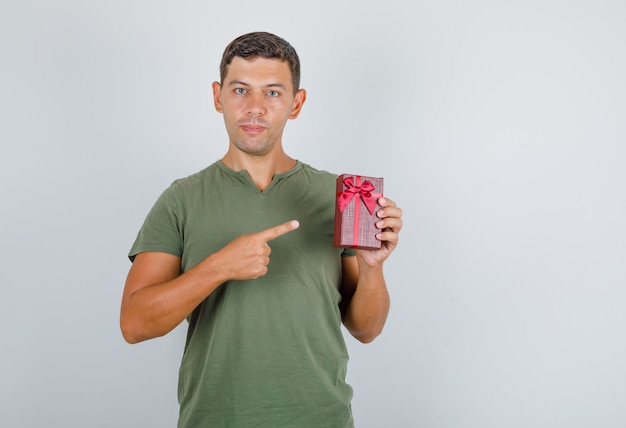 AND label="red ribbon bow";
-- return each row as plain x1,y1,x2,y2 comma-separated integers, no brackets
337,176,378,214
